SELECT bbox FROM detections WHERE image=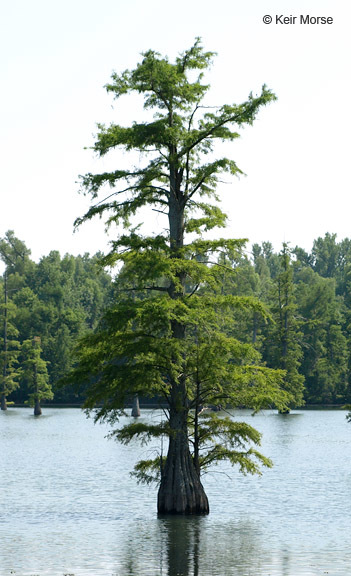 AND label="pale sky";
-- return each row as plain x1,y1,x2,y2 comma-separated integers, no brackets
1,0,350,263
